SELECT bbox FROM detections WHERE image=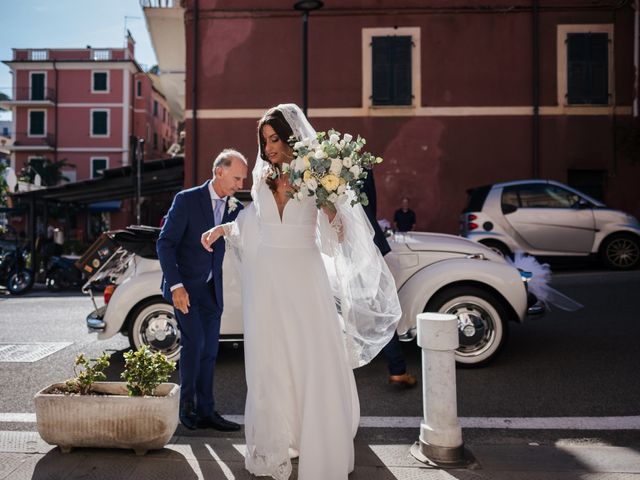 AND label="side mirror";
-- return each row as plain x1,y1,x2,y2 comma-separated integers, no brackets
501,204,518,214
575,199,591,209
